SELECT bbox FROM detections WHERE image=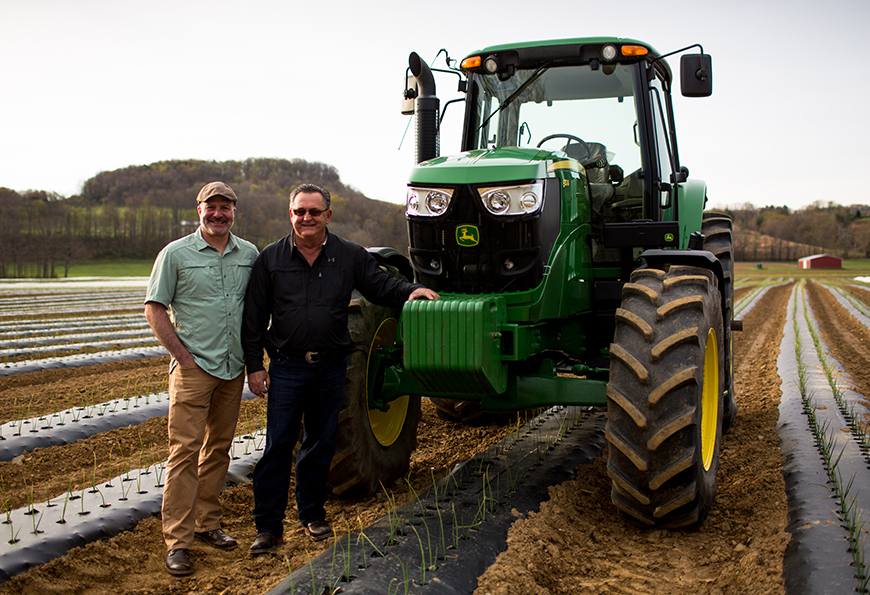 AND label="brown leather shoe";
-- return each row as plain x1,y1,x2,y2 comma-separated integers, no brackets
249,532,282,554
194,528,238,550
304,520,332,542
166,549,192,576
